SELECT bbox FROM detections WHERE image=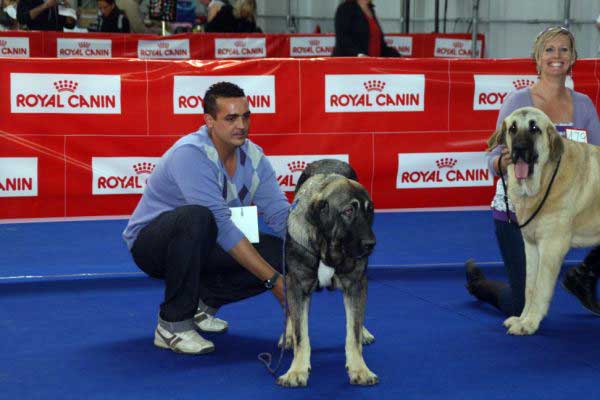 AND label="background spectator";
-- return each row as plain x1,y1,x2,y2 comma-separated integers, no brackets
17,0,76,30
116,0,159,33
200,0,235,32
233,0,260,33
332,0,399,57
0,0,18,30
97,0,130,32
